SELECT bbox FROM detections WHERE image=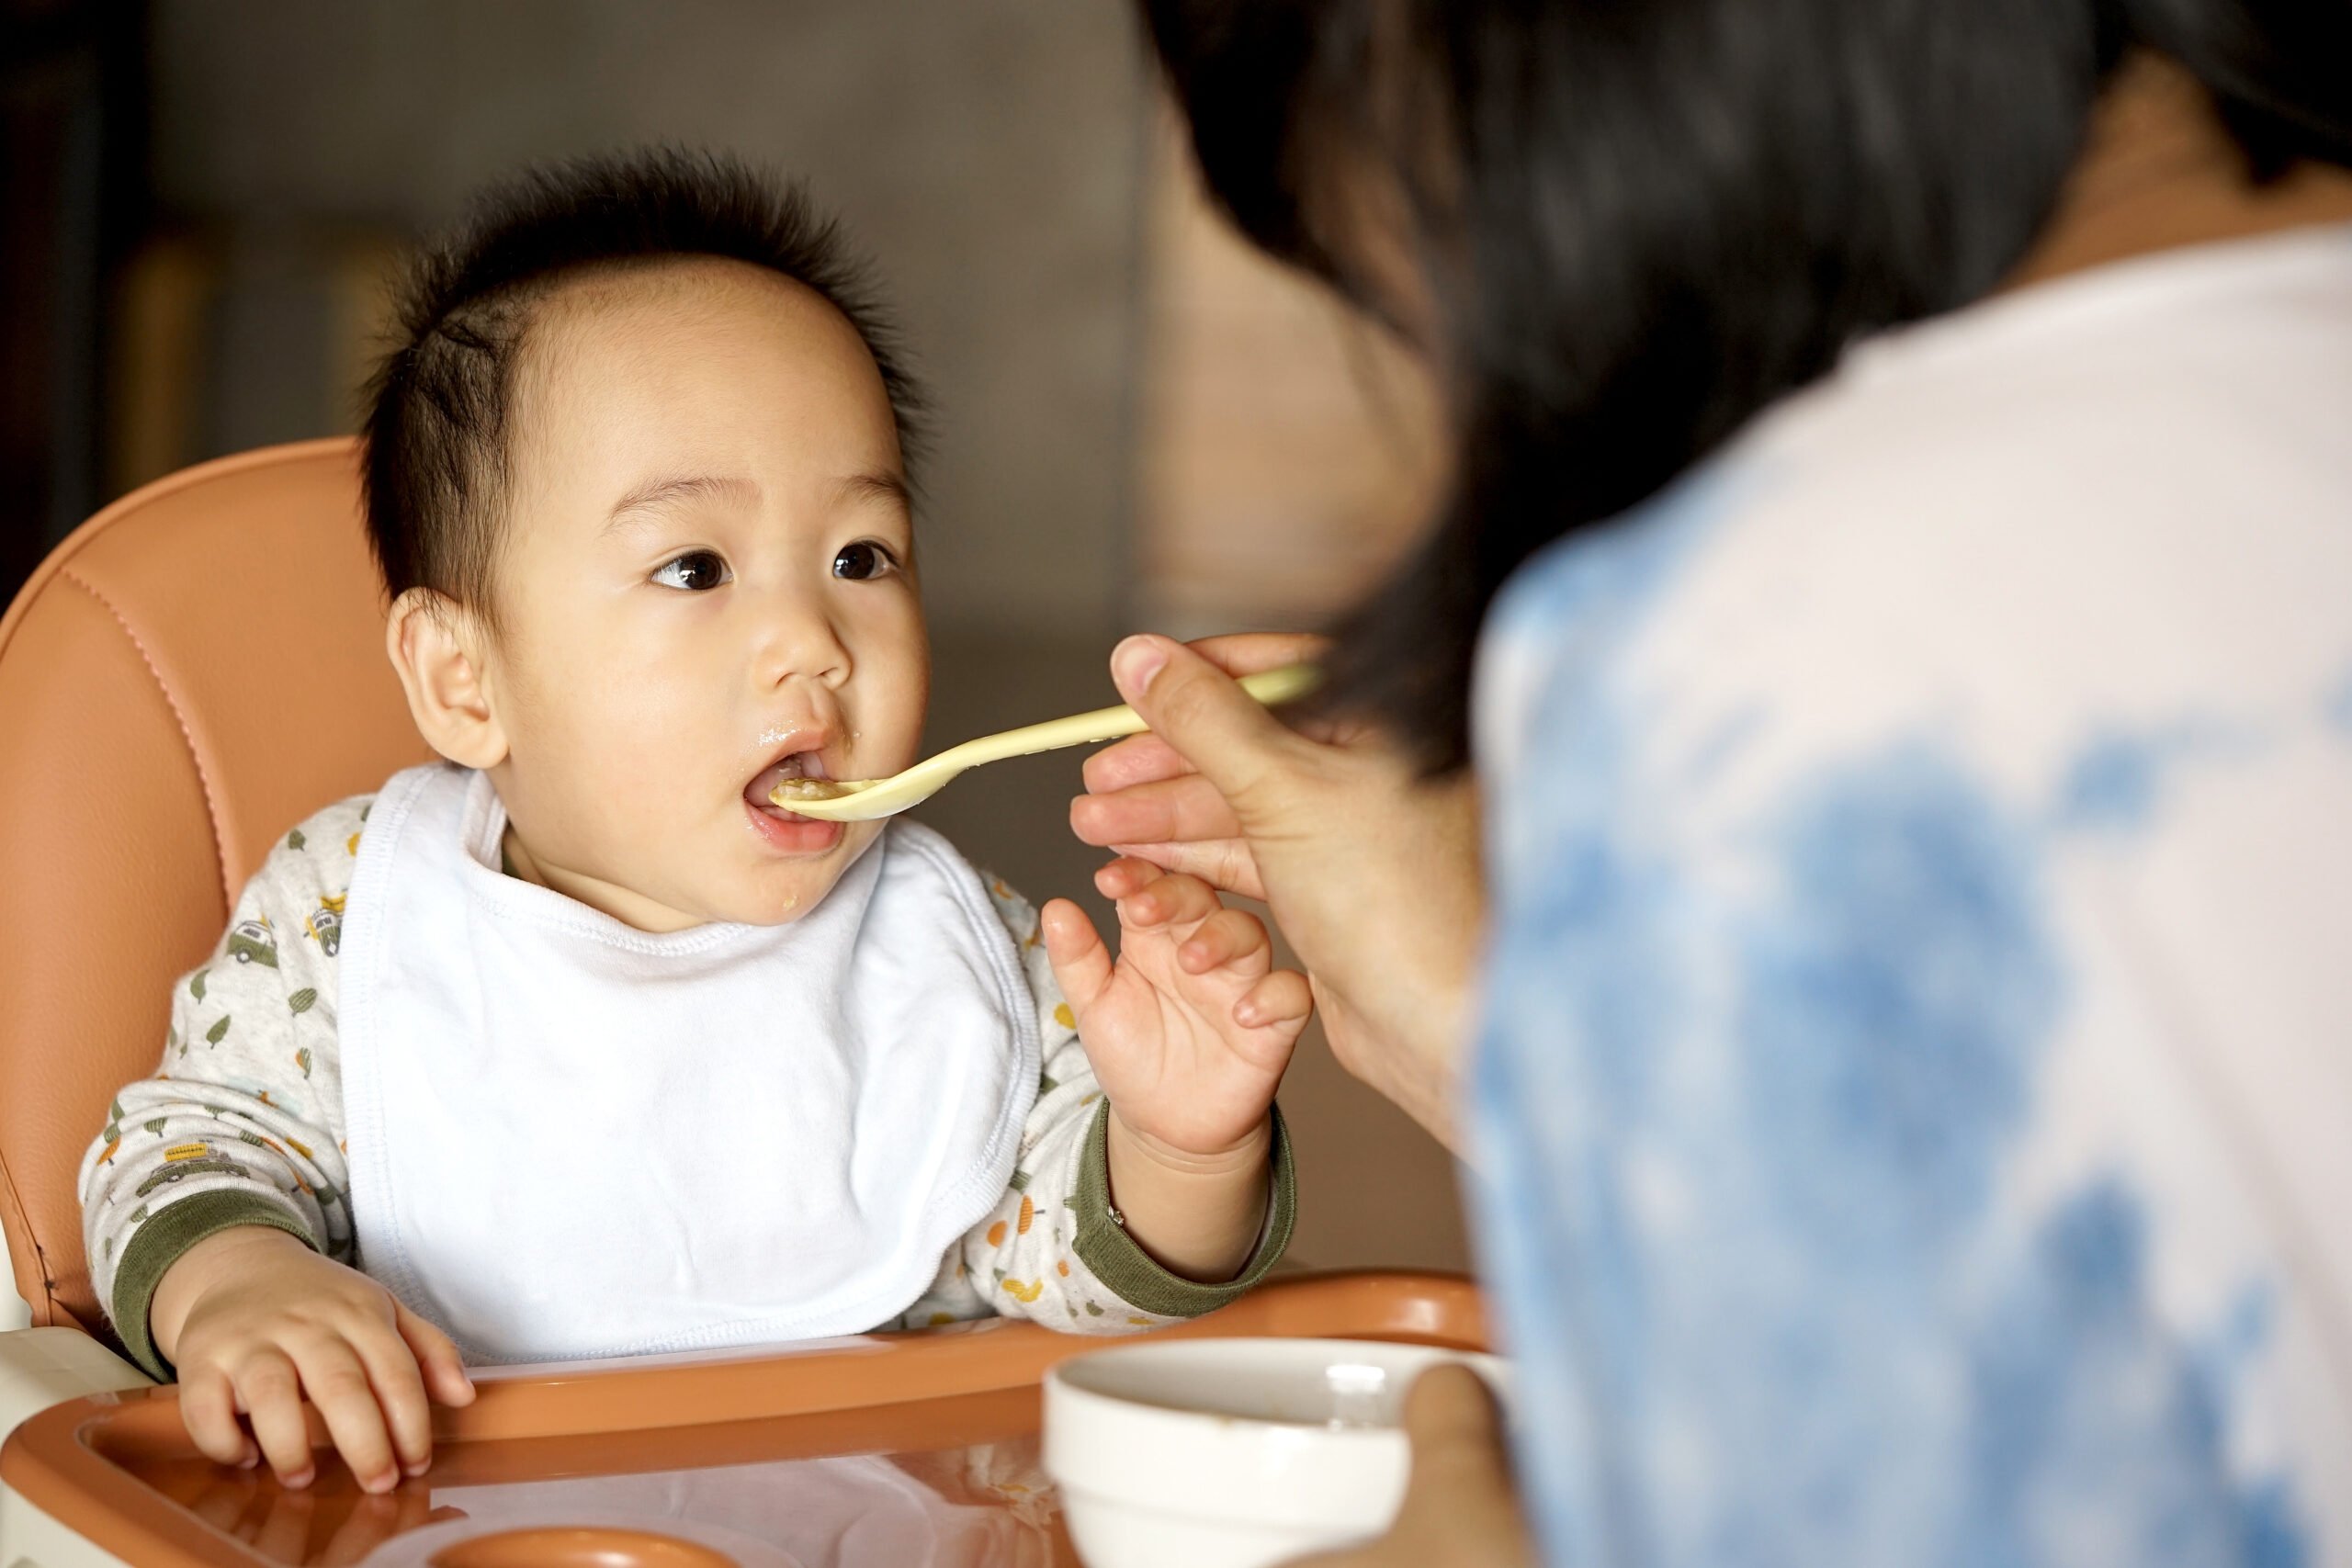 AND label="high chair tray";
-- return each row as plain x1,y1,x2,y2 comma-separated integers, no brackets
2,1270,1483,1567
